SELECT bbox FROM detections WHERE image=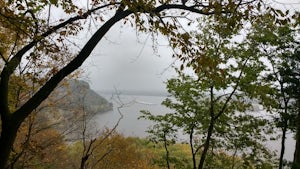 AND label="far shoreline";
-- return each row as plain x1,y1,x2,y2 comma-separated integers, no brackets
97,90,169,97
